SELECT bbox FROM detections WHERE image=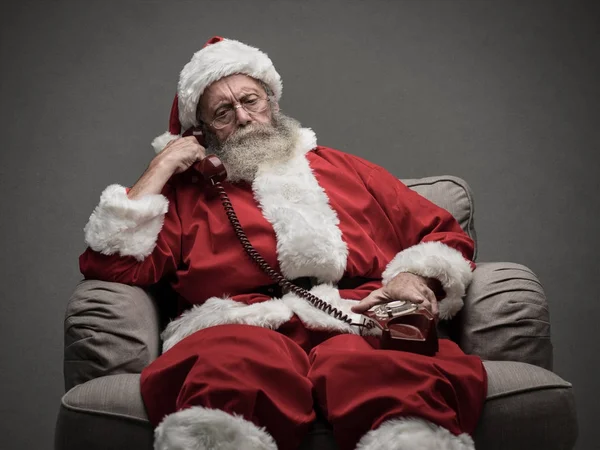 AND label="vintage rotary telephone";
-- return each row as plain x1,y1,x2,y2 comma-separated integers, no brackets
182,126,438,356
